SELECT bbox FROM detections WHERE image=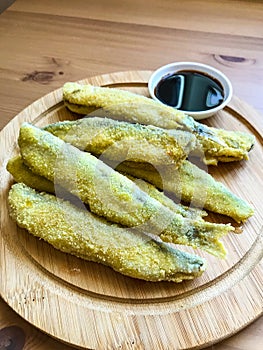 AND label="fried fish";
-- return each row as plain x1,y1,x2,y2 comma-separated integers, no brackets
116,160,254,223
62,82,255,165
43,117,190,167
43,118,254,222
7,155,55,193
8,183,206,282
63,82,194,130
7,154,206,221
18,123,233,257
